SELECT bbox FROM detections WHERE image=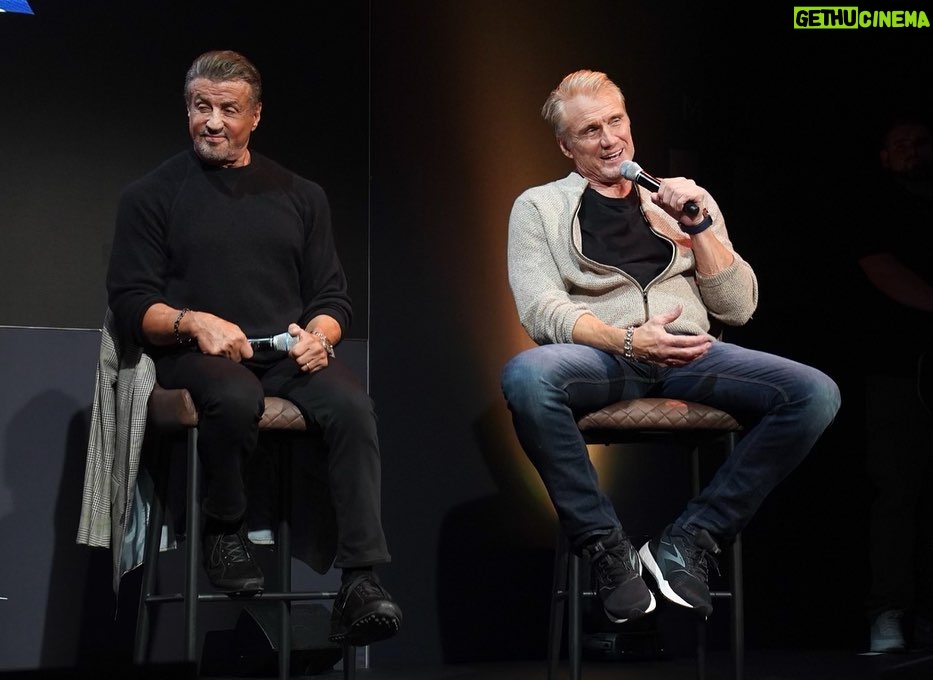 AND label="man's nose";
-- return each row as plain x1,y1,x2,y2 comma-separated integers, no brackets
206,109,224,130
